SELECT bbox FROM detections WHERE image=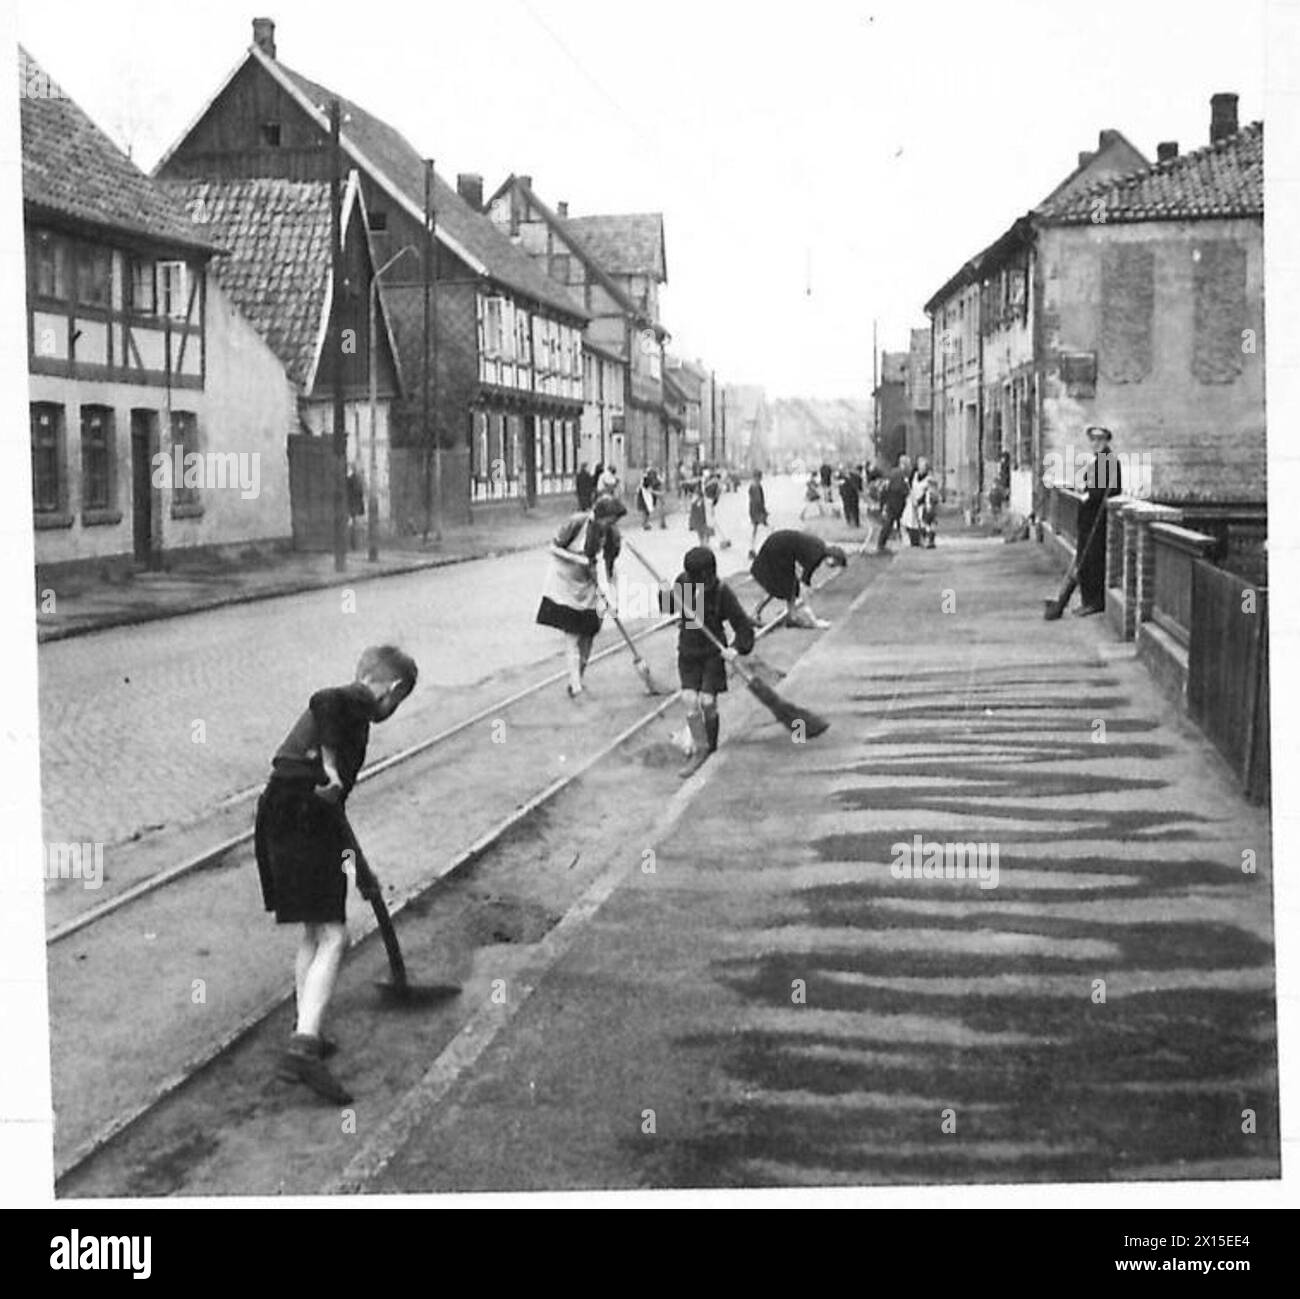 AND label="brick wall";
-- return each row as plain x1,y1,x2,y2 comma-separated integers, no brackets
1040,219,1265,503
